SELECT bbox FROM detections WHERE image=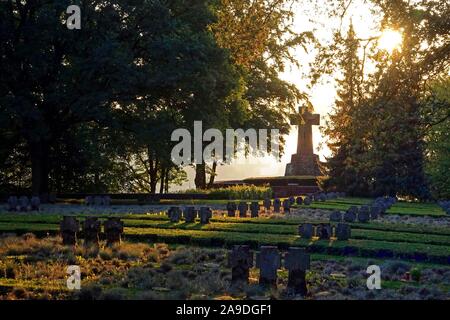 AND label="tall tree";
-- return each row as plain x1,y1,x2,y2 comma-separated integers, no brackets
322,22,367,194
311,0,449,199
